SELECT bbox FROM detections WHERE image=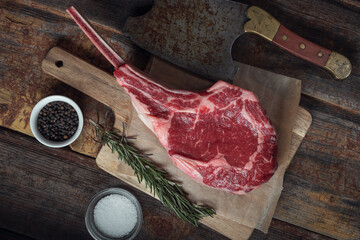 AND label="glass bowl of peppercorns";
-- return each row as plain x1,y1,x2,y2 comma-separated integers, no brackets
30,95,84,148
